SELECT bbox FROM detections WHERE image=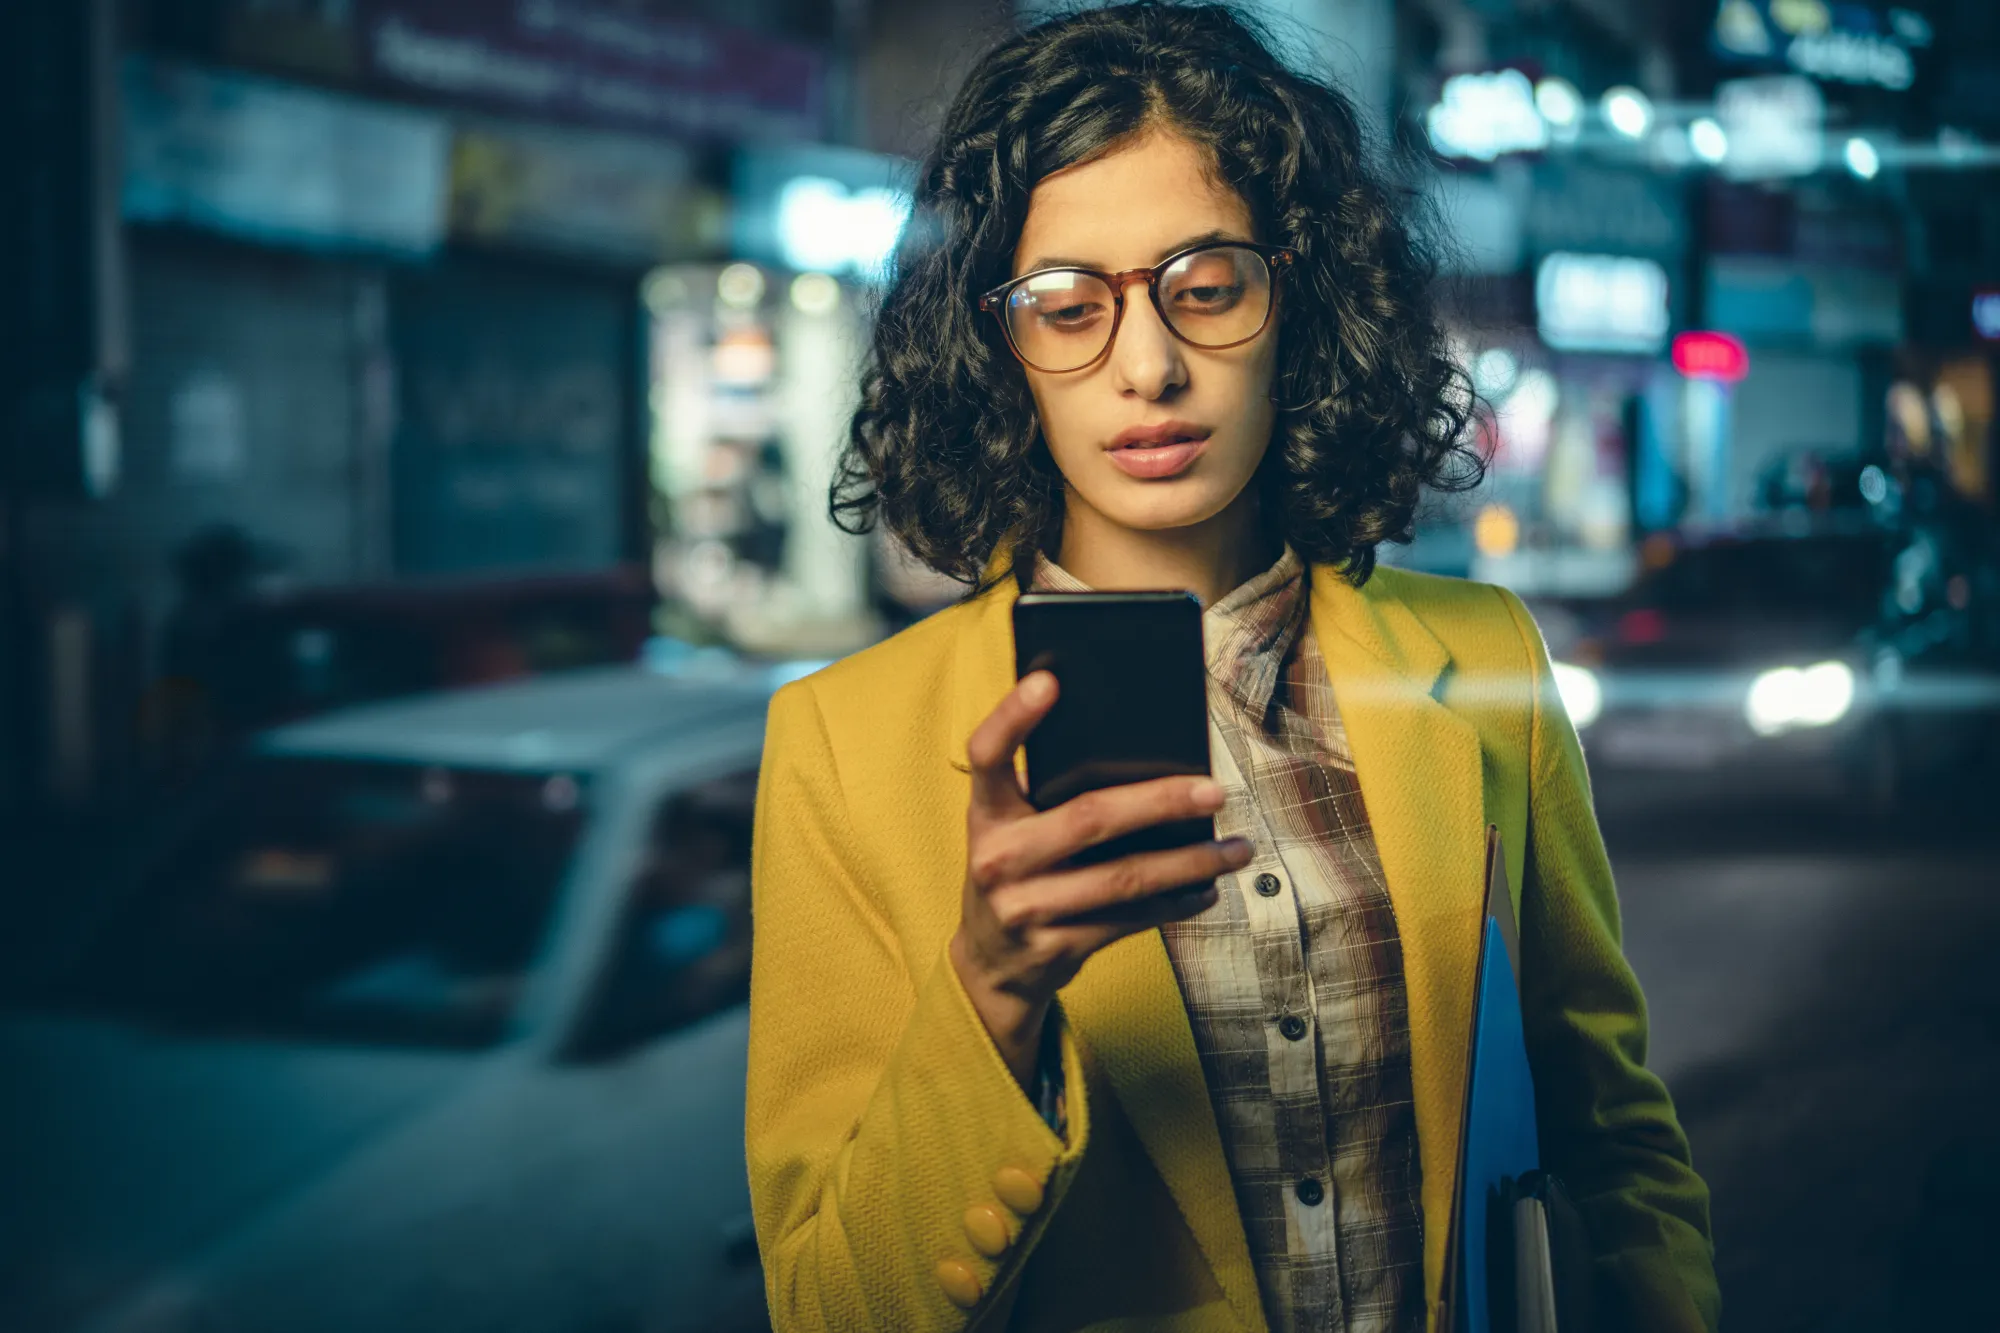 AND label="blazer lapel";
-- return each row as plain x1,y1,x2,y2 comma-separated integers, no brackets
947,580,1018,773
947,582,1267,1329
1309,568,1488,1324
1062,932,1267,1330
